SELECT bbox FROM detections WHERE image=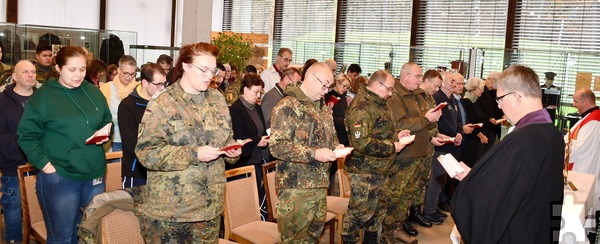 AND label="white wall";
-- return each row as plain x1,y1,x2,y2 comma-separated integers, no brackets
18,0,99,29
0,0,6,22
106,0,171,46
212,0,223,32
